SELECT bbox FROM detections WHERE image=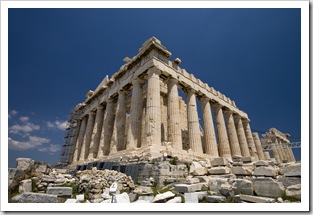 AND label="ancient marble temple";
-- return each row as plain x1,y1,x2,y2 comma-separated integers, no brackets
65,37,295,166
